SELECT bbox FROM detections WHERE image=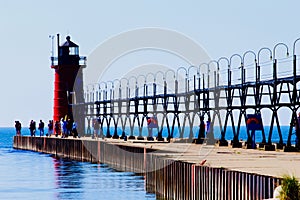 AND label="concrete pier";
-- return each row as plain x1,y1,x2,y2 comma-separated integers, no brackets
13,136,293,199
